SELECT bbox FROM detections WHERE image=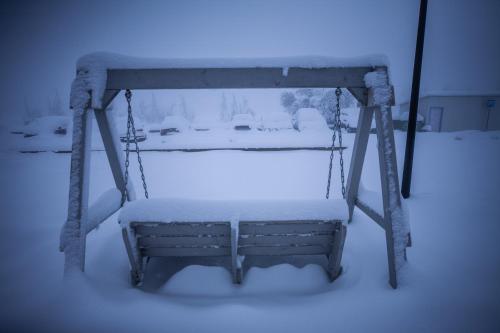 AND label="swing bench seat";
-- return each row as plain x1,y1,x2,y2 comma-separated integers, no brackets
119,198,348,286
